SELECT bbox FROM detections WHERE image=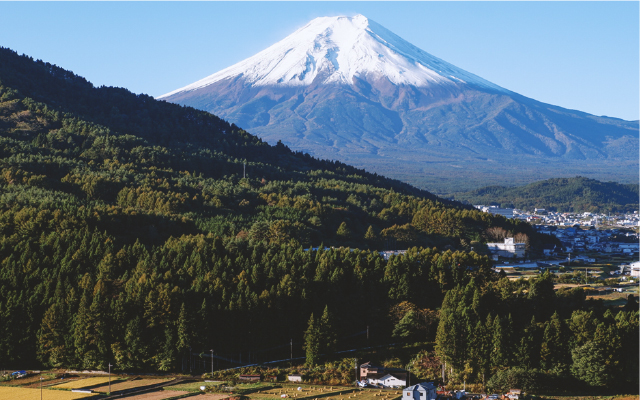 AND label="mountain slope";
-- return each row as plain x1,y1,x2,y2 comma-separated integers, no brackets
1,46,567,371
453,177,639,213
160,15,639,193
